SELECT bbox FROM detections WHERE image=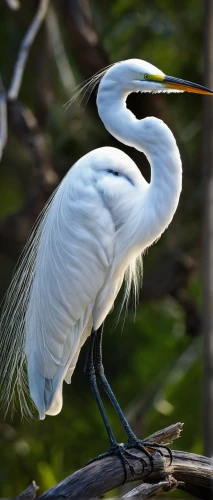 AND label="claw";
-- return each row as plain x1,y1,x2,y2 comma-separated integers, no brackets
86,443,145,484
142,441,173,465
125,439,173,473
122,448,146,474
86,440,172,484
125,441,154,473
